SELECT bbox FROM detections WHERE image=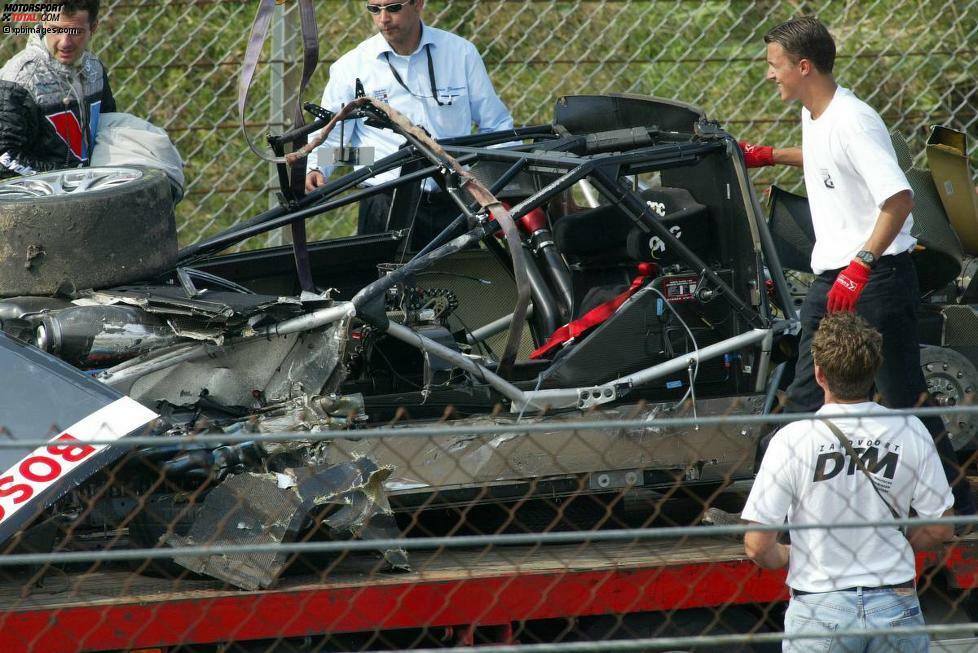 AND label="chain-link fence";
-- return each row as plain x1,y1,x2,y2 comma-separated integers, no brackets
0,407,976,652
2,2,978,650
1,0,974,247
